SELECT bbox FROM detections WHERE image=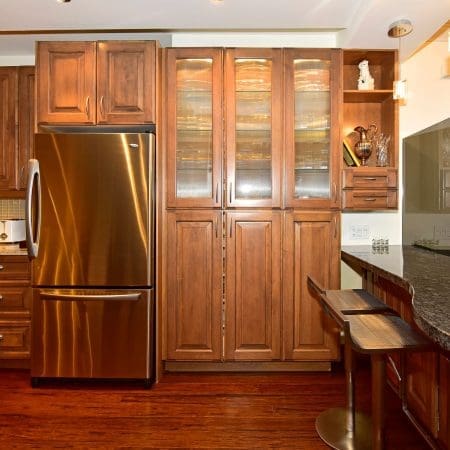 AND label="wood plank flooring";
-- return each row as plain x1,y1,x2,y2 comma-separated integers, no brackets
0,365,429,449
